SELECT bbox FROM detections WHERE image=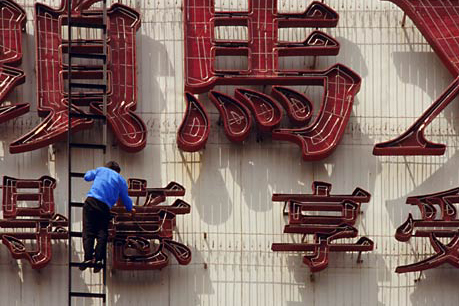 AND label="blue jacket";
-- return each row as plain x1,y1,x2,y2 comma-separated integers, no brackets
84,167,133,211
